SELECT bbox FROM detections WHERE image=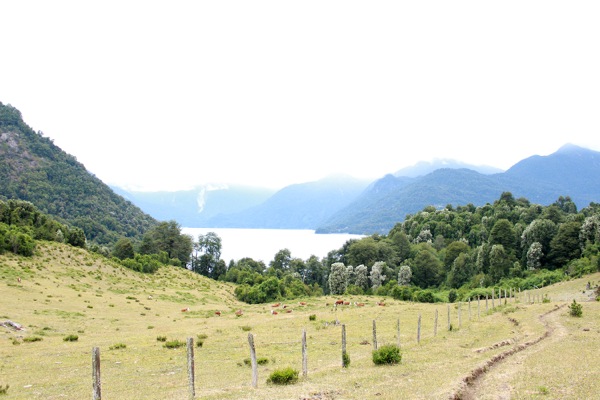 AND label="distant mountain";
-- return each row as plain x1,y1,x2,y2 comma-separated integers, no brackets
395,159,503,177
112,184,276,227
317,144,600,234
0,102,157,245
203,175,371,229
